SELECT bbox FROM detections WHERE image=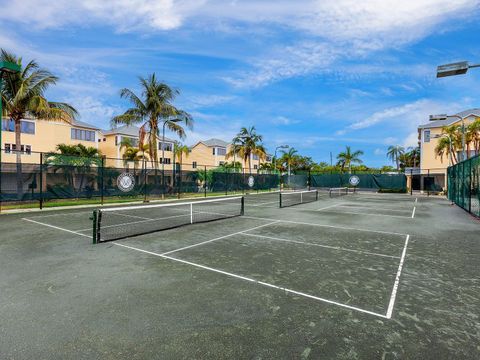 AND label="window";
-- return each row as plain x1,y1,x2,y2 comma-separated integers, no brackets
71,128,95,142
217,147,226,156
252,154,259,160
2,119,35,134
192,161,197,169
254,164,258,170
160,158,171,164
4,143,31,154
424,130,430,143
159,142,172,151
219,161,225,166
266,155,272,162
